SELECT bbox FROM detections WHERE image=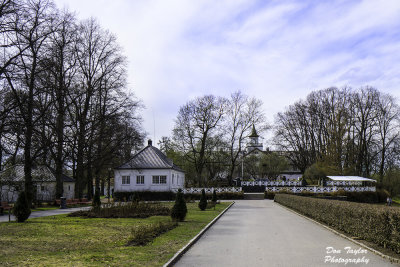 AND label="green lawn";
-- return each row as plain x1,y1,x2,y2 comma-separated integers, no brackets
0,202,230,266
31,206,60,212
